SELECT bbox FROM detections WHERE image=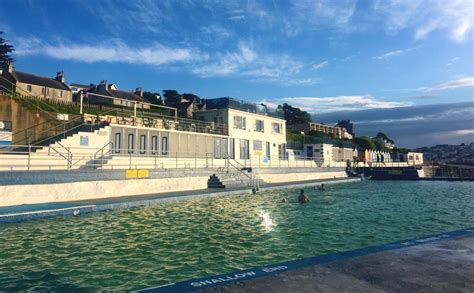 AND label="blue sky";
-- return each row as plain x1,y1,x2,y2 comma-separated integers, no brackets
1,0,473,146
